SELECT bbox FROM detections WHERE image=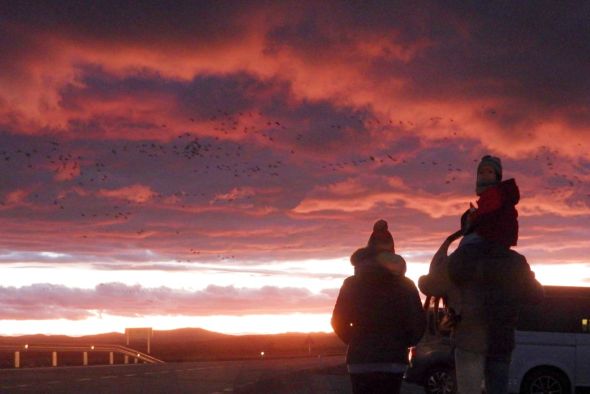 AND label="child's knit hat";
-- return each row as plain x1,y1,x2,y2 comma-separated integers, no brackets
368,219,395,251
477,155,503,181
